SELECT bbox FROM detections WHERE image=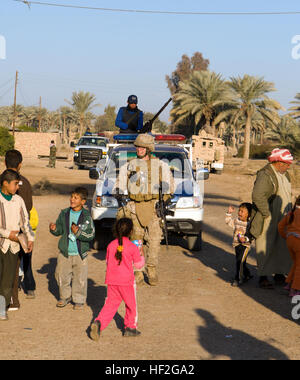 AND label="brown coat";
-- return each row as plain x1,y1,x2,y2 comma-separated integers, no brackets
18,174,33,213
